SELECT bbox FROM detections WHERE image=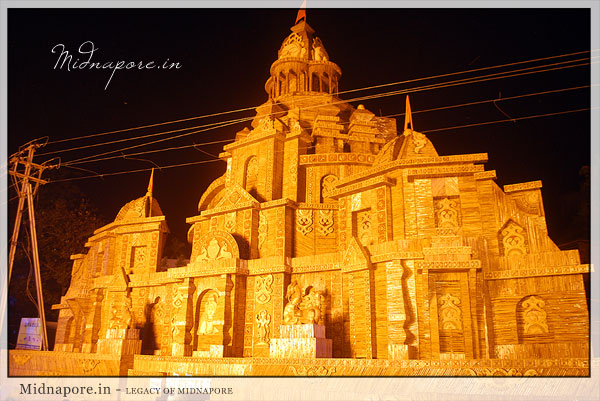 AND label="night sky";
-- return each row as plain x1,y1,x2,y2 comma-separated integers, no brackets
7,8,591,247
